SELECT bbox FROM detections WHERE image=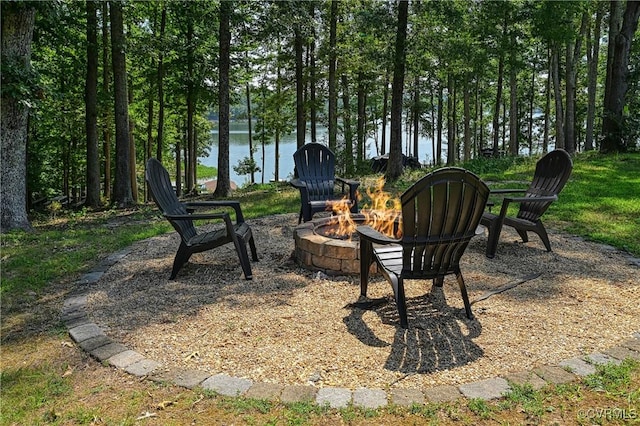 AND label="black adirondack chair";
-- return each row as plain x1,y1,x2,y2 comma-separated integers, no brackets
290,143,360,223
145,158,258,280
357,168,490,328
481,149,573,258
